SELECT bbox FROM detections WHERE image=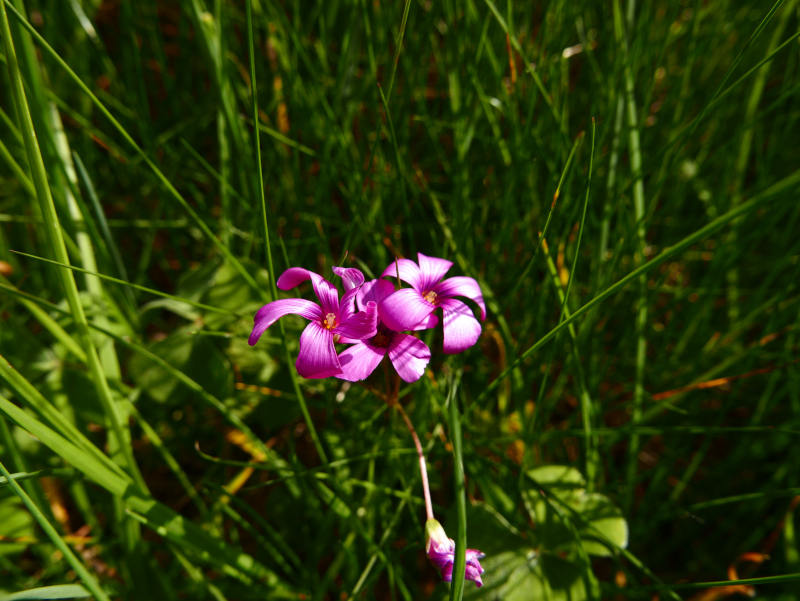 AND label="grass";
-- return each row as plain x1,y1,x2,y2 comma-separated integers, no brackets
1,0,800,599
